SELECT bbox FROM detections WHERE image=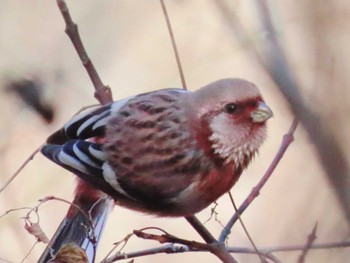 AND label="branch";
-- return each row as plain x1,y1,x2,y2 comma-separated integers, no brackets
297,223,318,263
159,0,187,90
0,145,42,194
133,228,210,251
56,0,113,104
228,193,266,263
103,231,350,262
133,228,238,263
102,244,189,263
219,118,298,242
185,215,217,244
185,216,239,263
243,240,350,254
